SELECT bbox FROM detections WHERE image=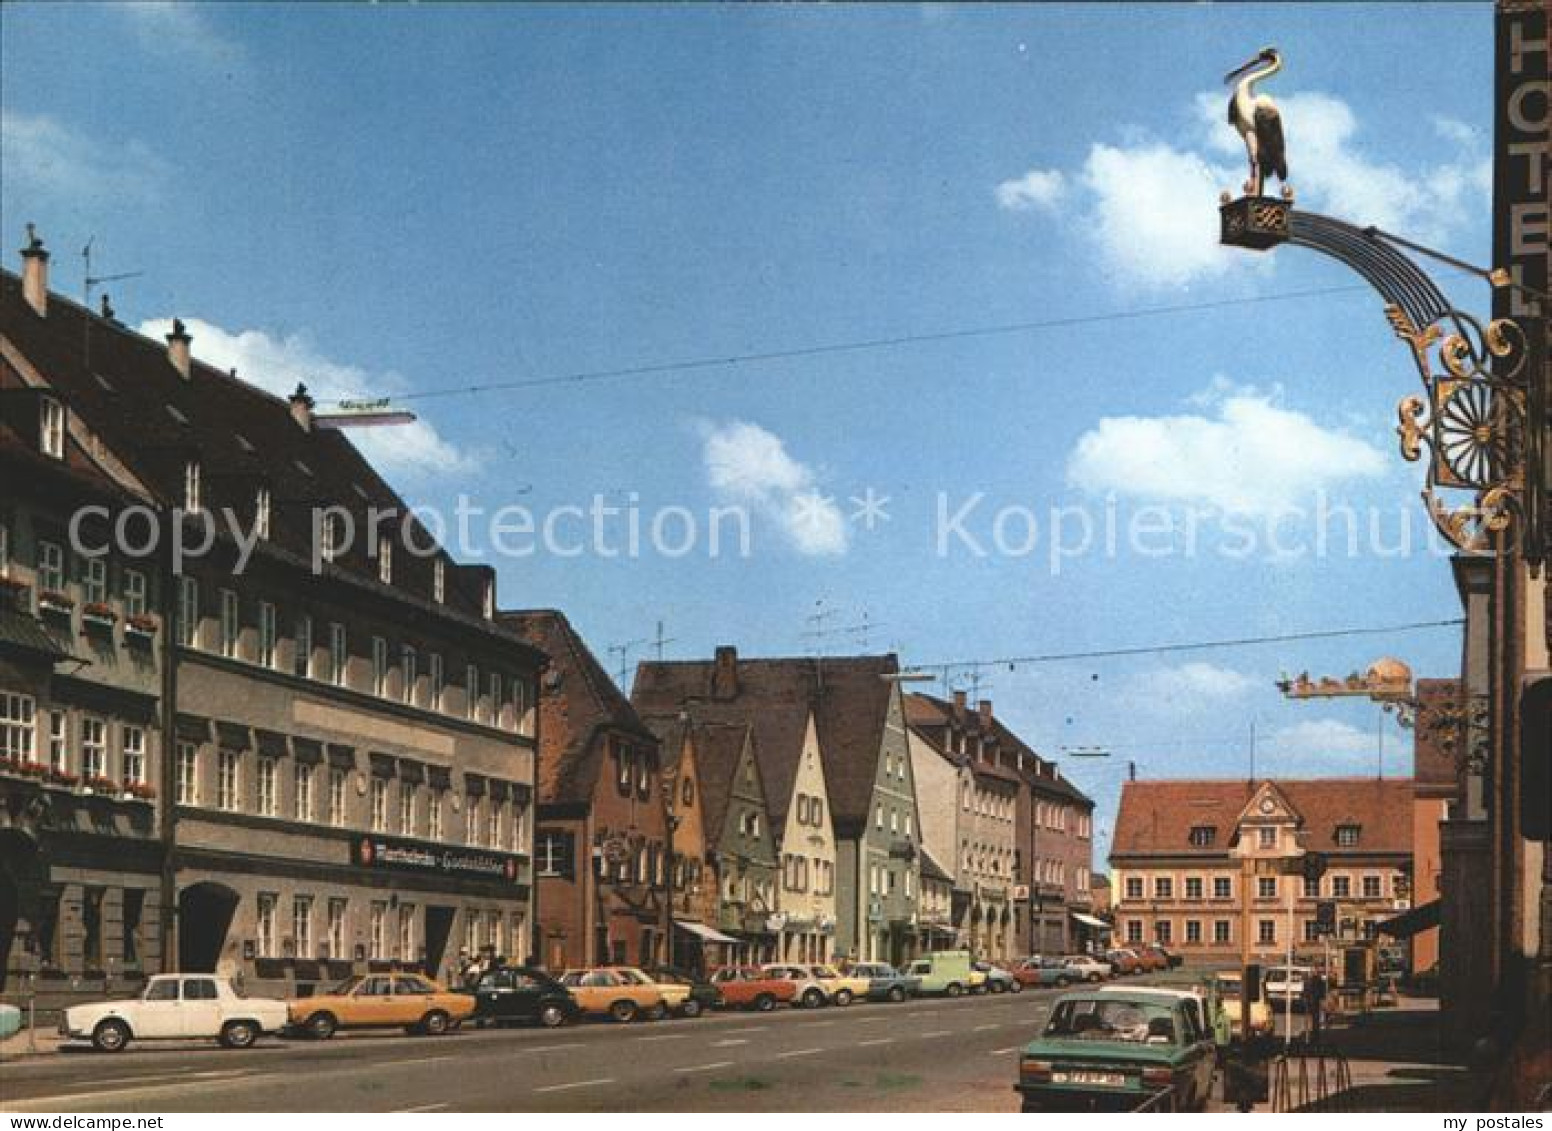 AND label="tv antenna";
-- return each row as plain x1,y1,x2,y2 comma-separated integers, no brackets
82,237,144,311
606,637,647,689
649,620,677,662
